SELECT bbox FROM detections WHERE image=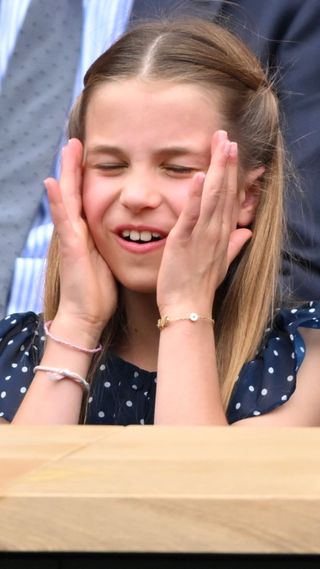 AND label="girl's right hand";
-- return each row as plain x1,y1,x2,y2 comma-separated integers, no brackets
44,138,118,338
